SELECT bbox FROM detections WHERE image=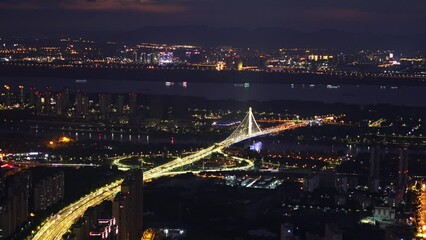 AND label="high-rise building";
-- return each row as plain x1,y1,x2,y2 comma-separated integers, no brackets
0,170,30,239
87,208,118,240
70,218,90,240
128,93,137,114
82,94,89,117
106,94,112,113
18,85,24,105
398,148,408,190
70,201,116,240
369,146,381,192
3,84,12,107
116,95,124,115
51,172,65,206
133,51,138,63
0,177,5,200
112,171,143,240
99,93,112,119
112,192,128,240
99,93,108,119
140,53,147,64
62,88,70,109
303,174,320,192
75,91,89,117
56,93,64,116
55,89,70,117
147,53,158,65
35,91,43,115
89,221,116,240
75,91,83,116
33,172,65,212
29,87,37,107
335,175,358,193
43,86,52,114
281,223,294,240
33,180,47,211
